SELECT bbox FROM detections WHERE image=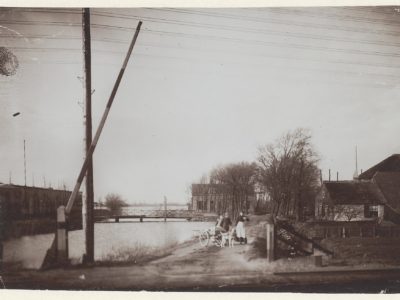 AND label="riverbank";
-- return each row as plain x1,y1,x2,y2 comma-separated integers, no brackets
3,215,400,291
2,220,213,269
